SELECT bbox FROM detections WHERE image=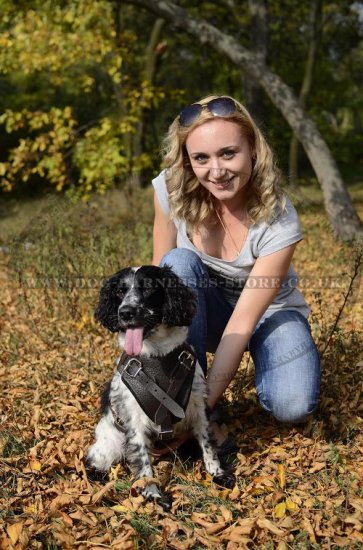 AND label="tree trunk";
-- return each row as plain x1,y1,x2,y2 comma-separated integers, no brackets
288,0,322,188
124,0,362,241
245,0,268,126
132,17,165,187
